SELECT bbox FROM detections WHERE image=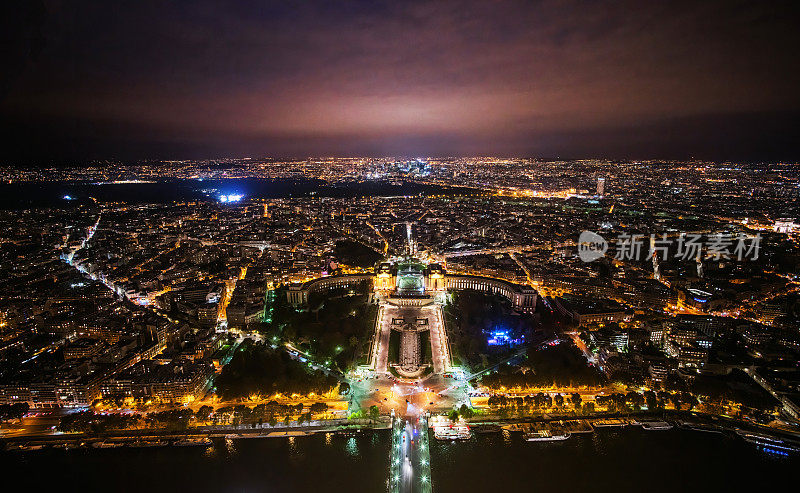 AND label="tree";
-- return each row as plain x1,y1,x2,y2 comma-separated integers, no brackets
215,341,339,399
195,405,213,421
268,415,278,427
570,393,582,409
0,403,30,421
368,405,380,422
310,402,329,414
657,391,670,409
644,391,658,411
612,393,628,412
554,394,565,408
459,404,475,419
670,393,682,411
682,392,698,411
626,391,644,411
448,409,460,422
234,404,251,422
284,415,292,426
13,402,29,419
